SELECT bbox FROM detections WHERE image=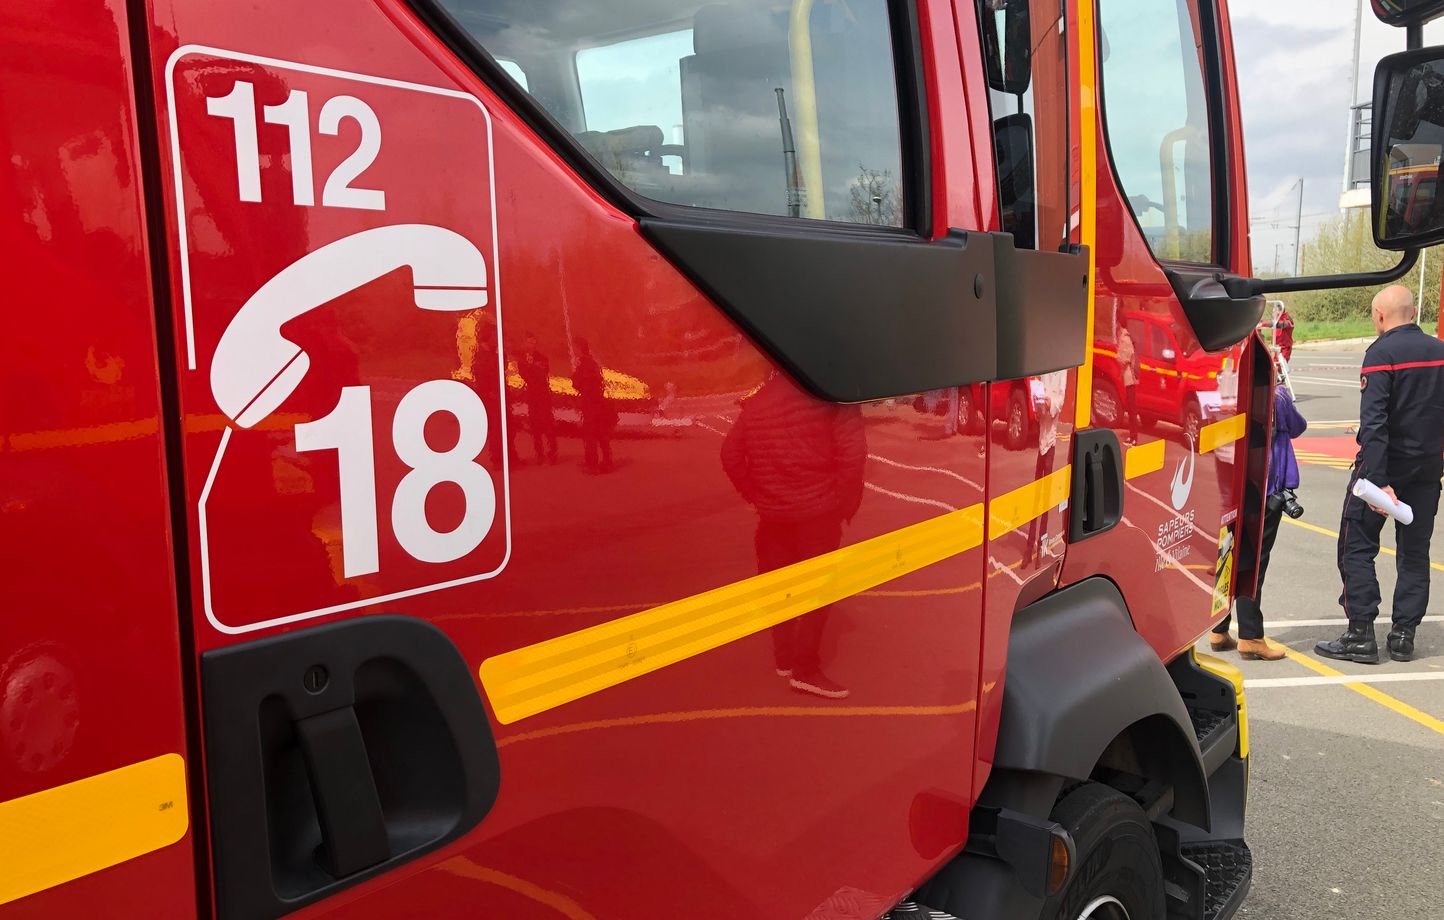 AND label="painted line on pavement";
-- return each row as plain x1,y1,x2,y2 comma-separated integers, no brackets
1290,375,1364,389
1246,671,1444,689
1282,517,1444,573
1267,618,1440,628
1274,643,1444,737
